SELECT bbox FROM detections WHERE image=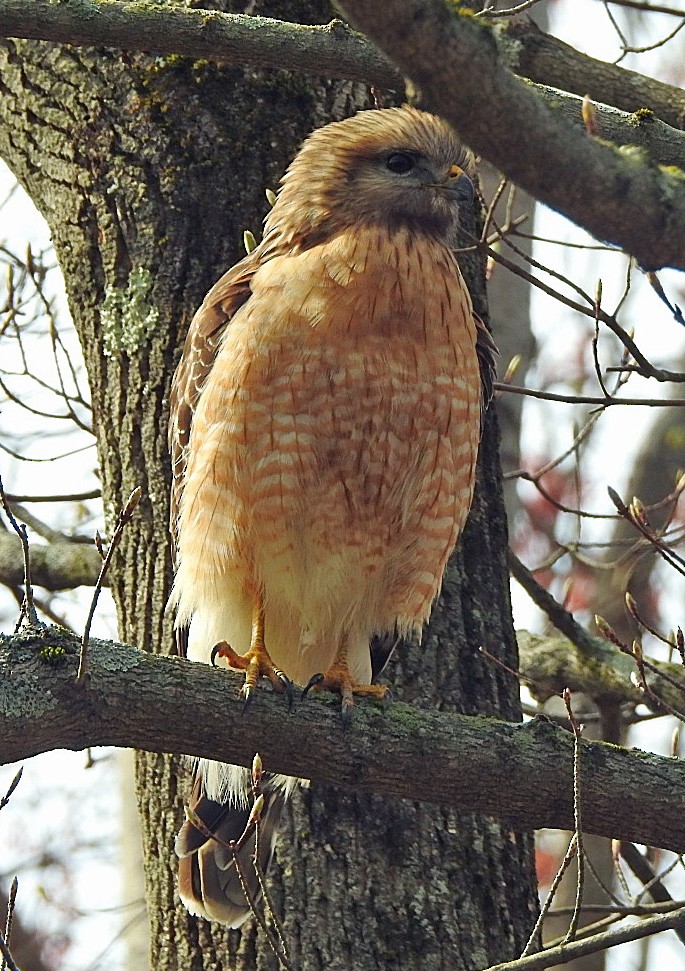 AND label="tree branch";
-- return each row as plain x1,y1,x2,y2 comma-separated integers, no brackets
0,533,102,590
1,0,683,133
2,626,685,853
517,629,685,712
337,0,685,272
494,15,685,130
482,904,685,971
0,0,402,87
529,82,685,170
